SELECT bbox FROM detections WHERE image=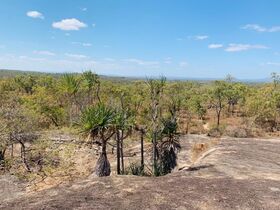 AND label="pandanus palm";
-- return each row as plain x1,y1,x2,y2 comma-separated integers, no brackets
79,104,115,176
61,74,81,125
158,118,181,175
